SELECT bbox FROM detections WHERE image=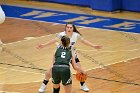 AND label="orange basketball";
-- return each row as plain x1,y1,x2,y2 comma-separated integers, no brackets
76,72,87,82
